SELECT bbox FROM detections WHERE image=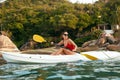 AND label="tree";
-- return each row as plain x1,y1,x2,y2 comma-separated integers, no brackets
76,13,93,31
105,0,120,25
